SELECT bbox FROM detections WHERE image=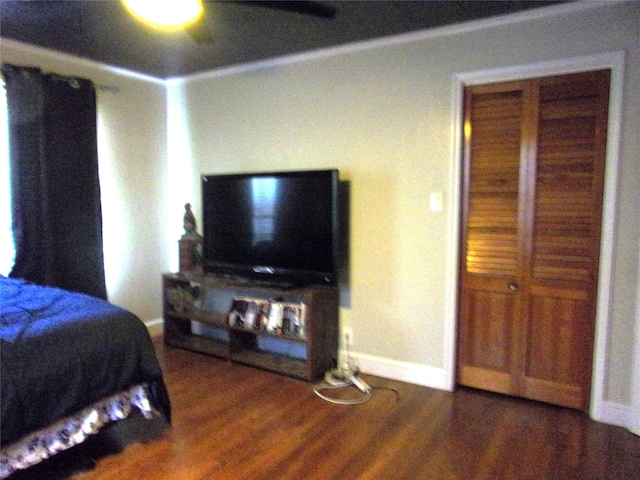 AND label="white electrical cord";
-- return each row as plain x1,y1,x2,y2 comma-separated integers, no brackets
313,341,372,405
313,374,372,405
